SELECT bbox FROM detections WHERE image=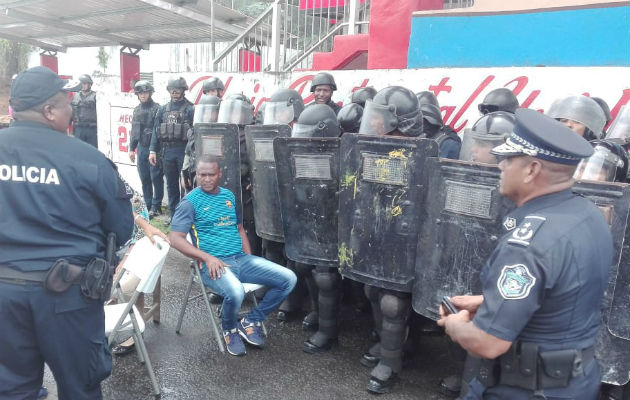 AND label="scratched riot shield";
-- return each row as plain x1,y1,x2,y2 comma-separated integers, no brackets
573,180,630,385
244,124,291,242
274,137,340,267
194,123,242,212
337,133,438,292
412,158,515,320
